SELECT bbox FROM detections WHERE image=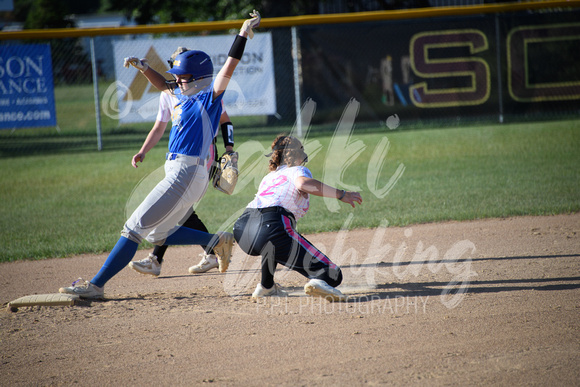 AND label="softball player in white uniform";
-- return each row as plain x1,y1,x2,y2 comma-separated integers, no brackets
233,135,363,302
59,11,261,299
